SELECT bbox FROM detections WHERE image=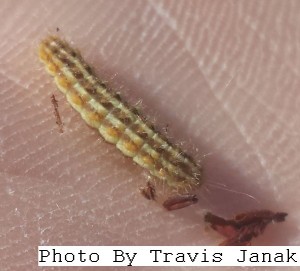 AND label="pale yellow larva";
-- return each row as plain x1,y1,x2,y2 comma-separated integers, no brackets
38,36,202,210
